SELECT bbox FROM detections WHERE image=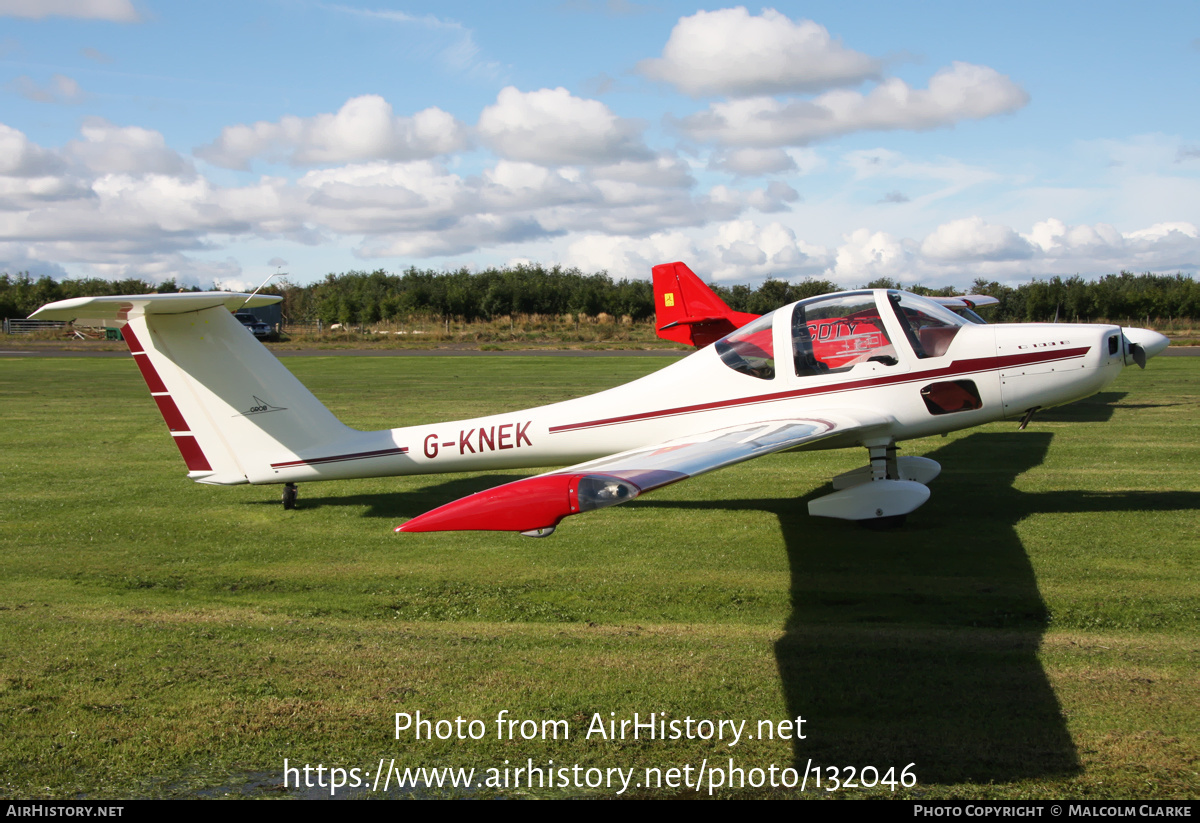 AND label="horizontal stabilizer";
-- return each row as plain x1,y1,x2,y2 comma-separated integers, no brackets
31,292,280,322
931,295,999,310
